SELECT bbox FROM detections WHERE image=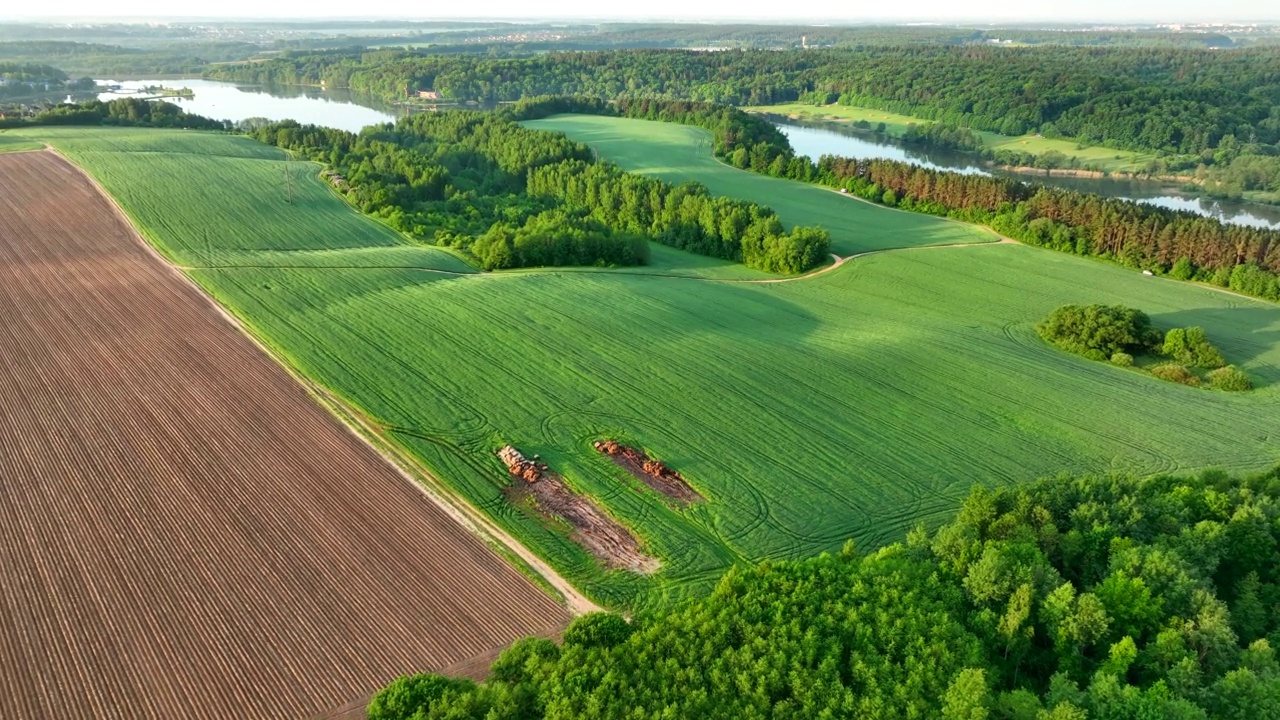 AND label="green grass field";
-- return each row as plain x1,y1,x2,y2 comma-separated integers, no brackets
0,131,43,153
523,114,996,257
744,103,1154,173
26,127,474,272
20,126,1280,611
